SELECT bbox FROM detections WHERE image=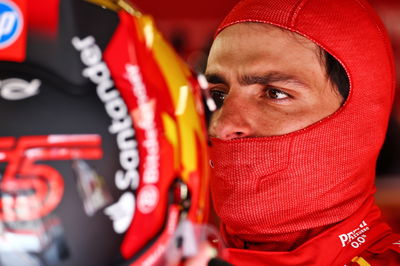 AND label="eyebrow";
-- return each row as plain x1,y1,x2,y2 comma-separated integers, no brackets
205,72,308,89
240,72,308,87
205,73,228,85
